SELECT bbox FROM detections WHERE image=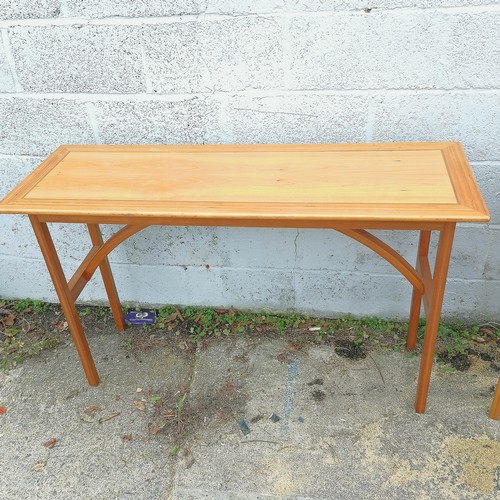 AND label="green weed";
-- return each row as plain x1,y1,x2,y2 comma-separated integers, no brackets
169,446,180,456
12,298,49,313
14,299,32,313
3,300,498,374
437,362,457,376
99,305,107,317
82,307,92,316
